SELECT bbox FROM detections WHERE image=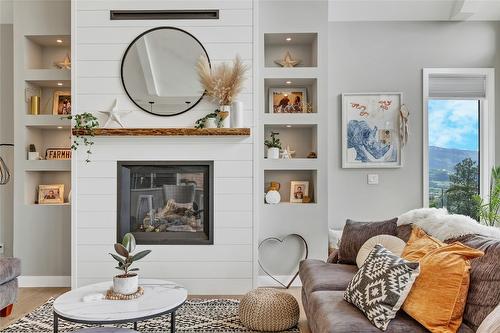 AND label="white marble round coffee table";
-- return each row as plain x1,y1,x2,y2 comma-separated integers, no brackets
53,279,187,333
